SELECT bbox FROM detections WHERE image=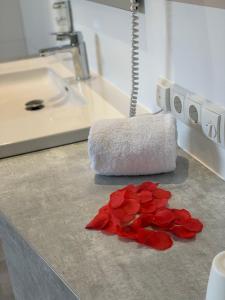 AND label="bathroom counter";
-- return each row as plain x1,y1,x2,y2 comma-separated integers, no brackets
0,141,225,300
